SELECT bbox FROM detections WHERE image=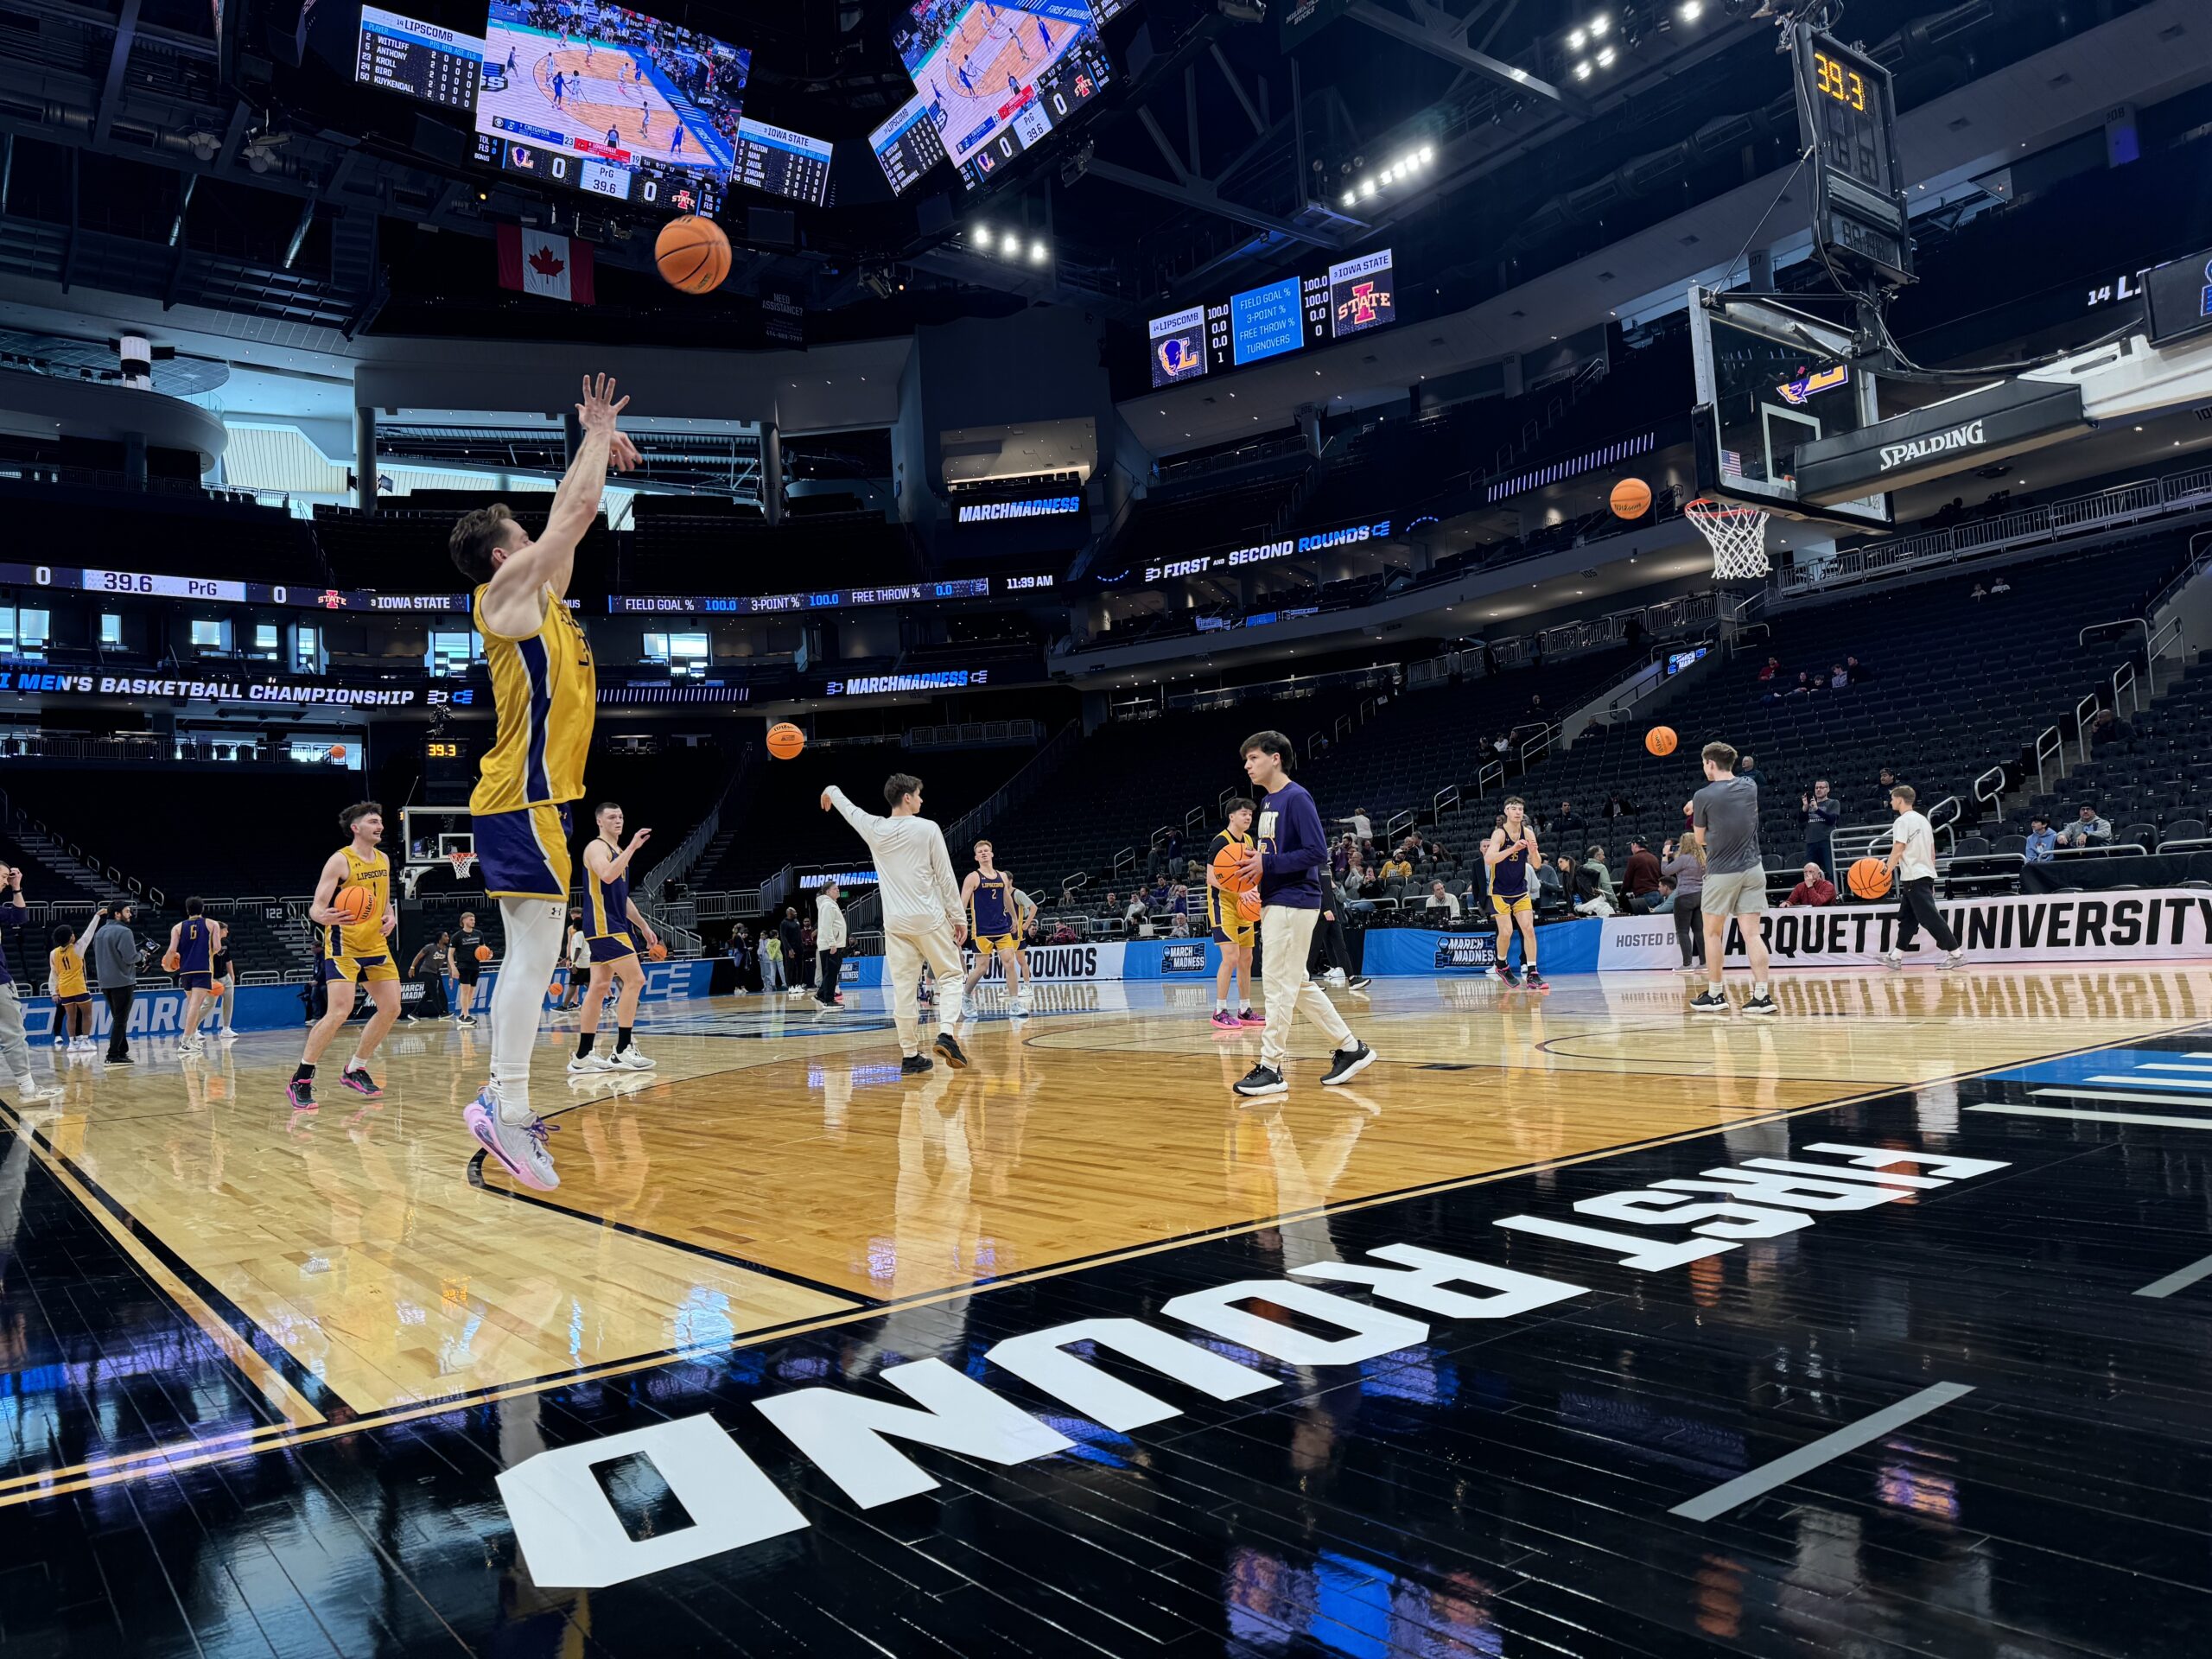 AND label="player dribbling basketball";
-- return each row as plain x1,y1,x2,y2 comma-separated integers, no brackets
1206,798,1263,1029
289,803,401,1109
